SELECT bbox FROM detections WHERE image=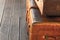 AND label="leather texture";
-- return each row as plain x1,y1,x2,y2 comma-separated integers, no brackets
44,0,60,16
